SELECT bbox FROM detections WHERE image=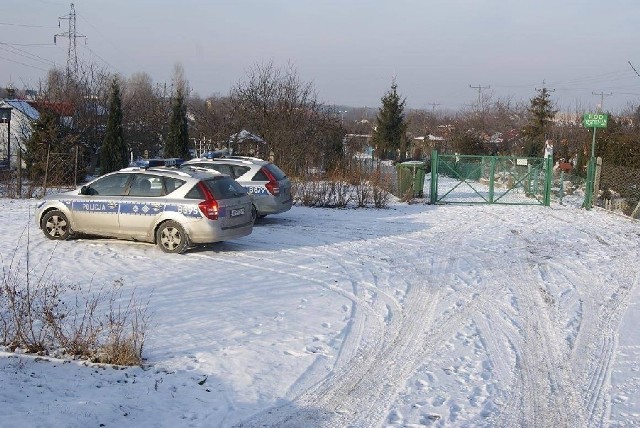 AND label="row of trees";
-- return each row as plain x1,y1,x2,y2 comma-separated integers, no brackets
363,82,640,173
362,81,559,163
17,61,347,183
9,57,640,185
